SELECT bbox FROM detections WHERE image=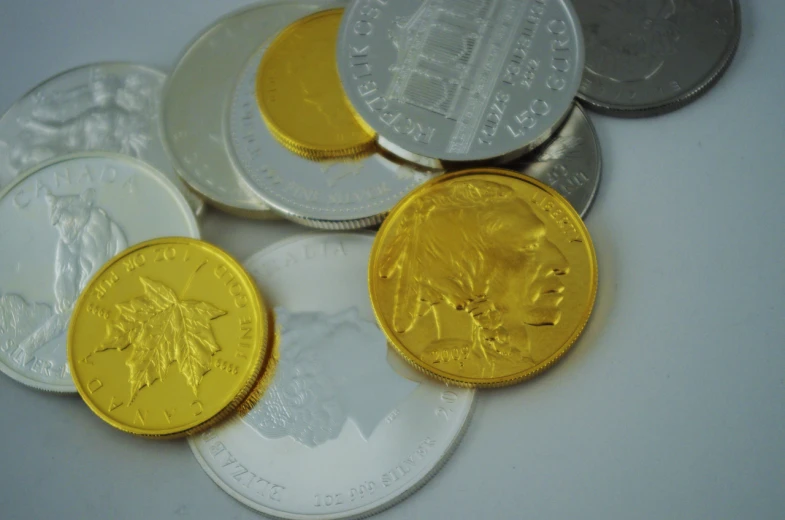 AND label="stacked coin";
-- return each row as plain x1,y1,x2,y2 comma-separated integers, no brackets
256,9,376,161
68,238,274,437
0,154,200,392
0,0,742,517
